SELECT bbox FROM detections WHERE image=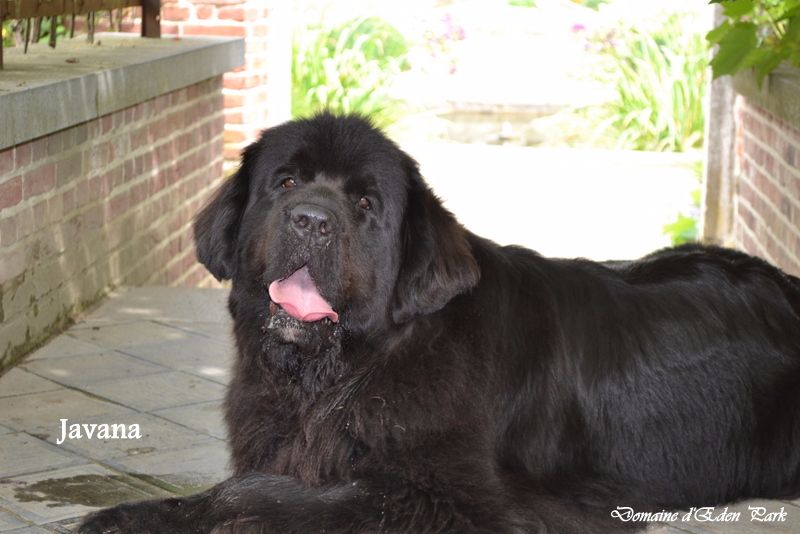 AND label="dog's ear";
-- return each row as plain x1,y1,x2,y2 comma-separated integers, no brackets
193,144,256,281
391,163,480,323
